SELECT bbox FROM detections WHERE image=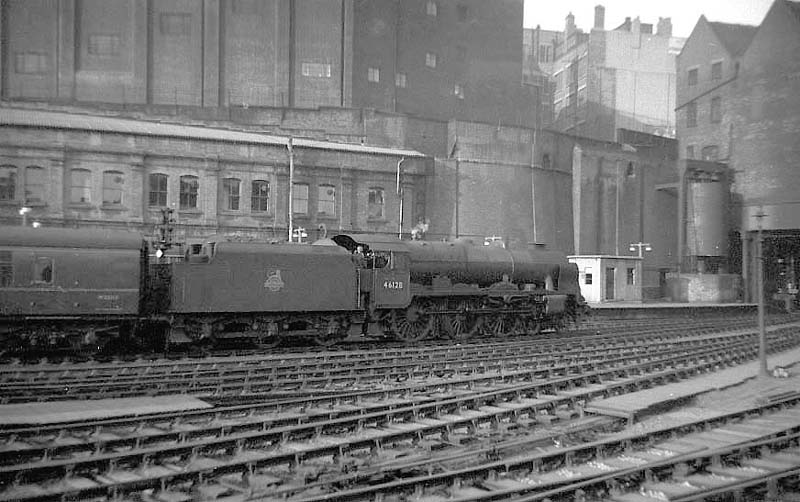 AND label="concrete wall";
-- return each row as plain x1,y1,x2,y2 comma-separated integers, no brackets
666,273,741,302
